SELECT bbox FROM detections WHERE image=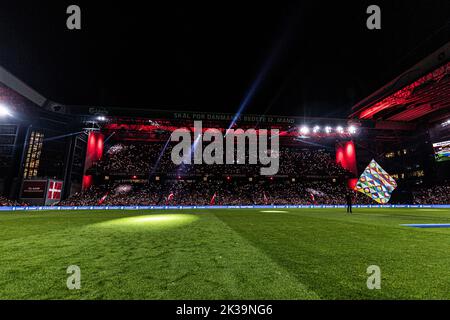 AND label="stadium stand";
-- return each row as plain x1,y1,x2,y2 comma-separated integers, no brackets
1,136,448,206
412,183,450,205
89,143,350,178
0,196,24,206
57,180,372,206
53,142,362,206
